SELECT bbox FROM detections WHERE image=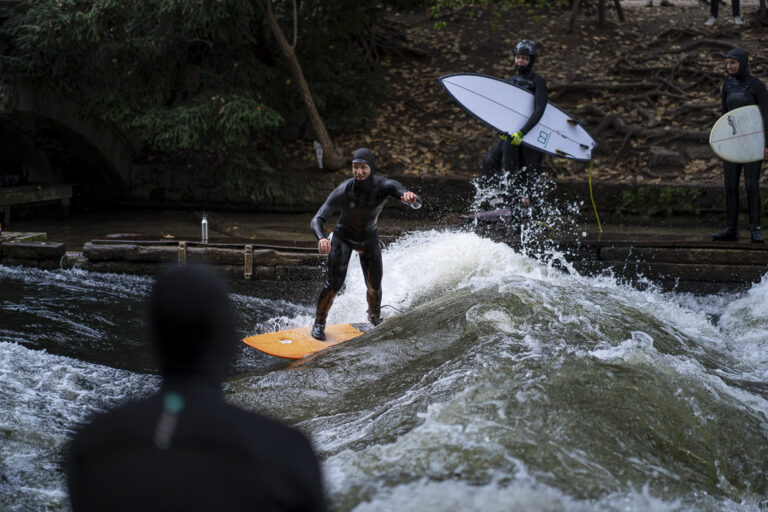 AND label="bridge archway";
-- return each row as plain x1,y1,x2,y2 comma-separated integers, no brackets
0,73,141,204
